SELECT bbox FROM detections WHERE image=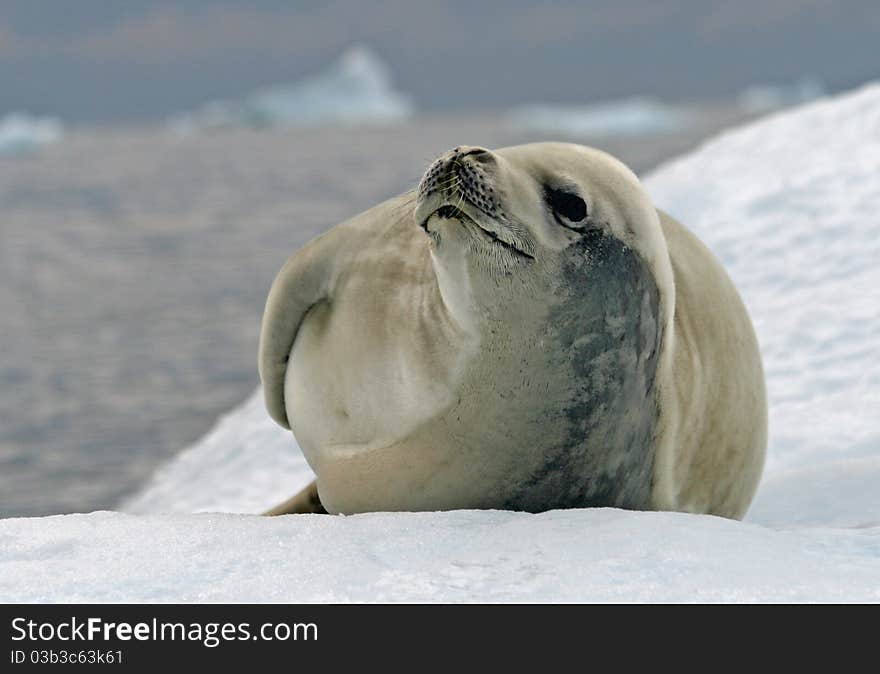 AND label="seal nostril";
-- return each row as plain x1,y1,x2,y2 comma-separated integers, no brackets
460,148,494,164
